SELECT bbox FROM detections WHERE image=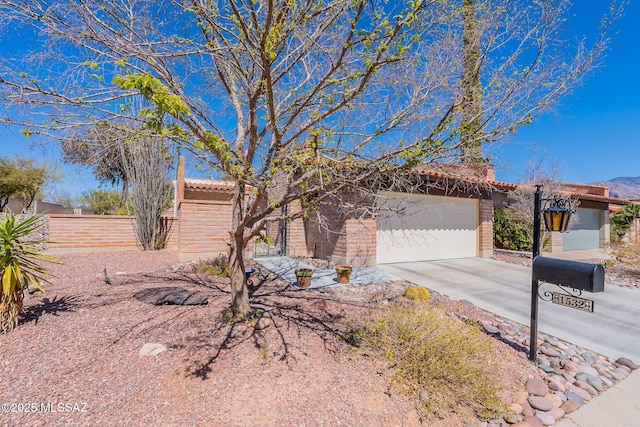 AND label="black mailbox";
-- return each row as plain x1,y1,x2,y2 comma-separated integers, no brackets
532,256,604,293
